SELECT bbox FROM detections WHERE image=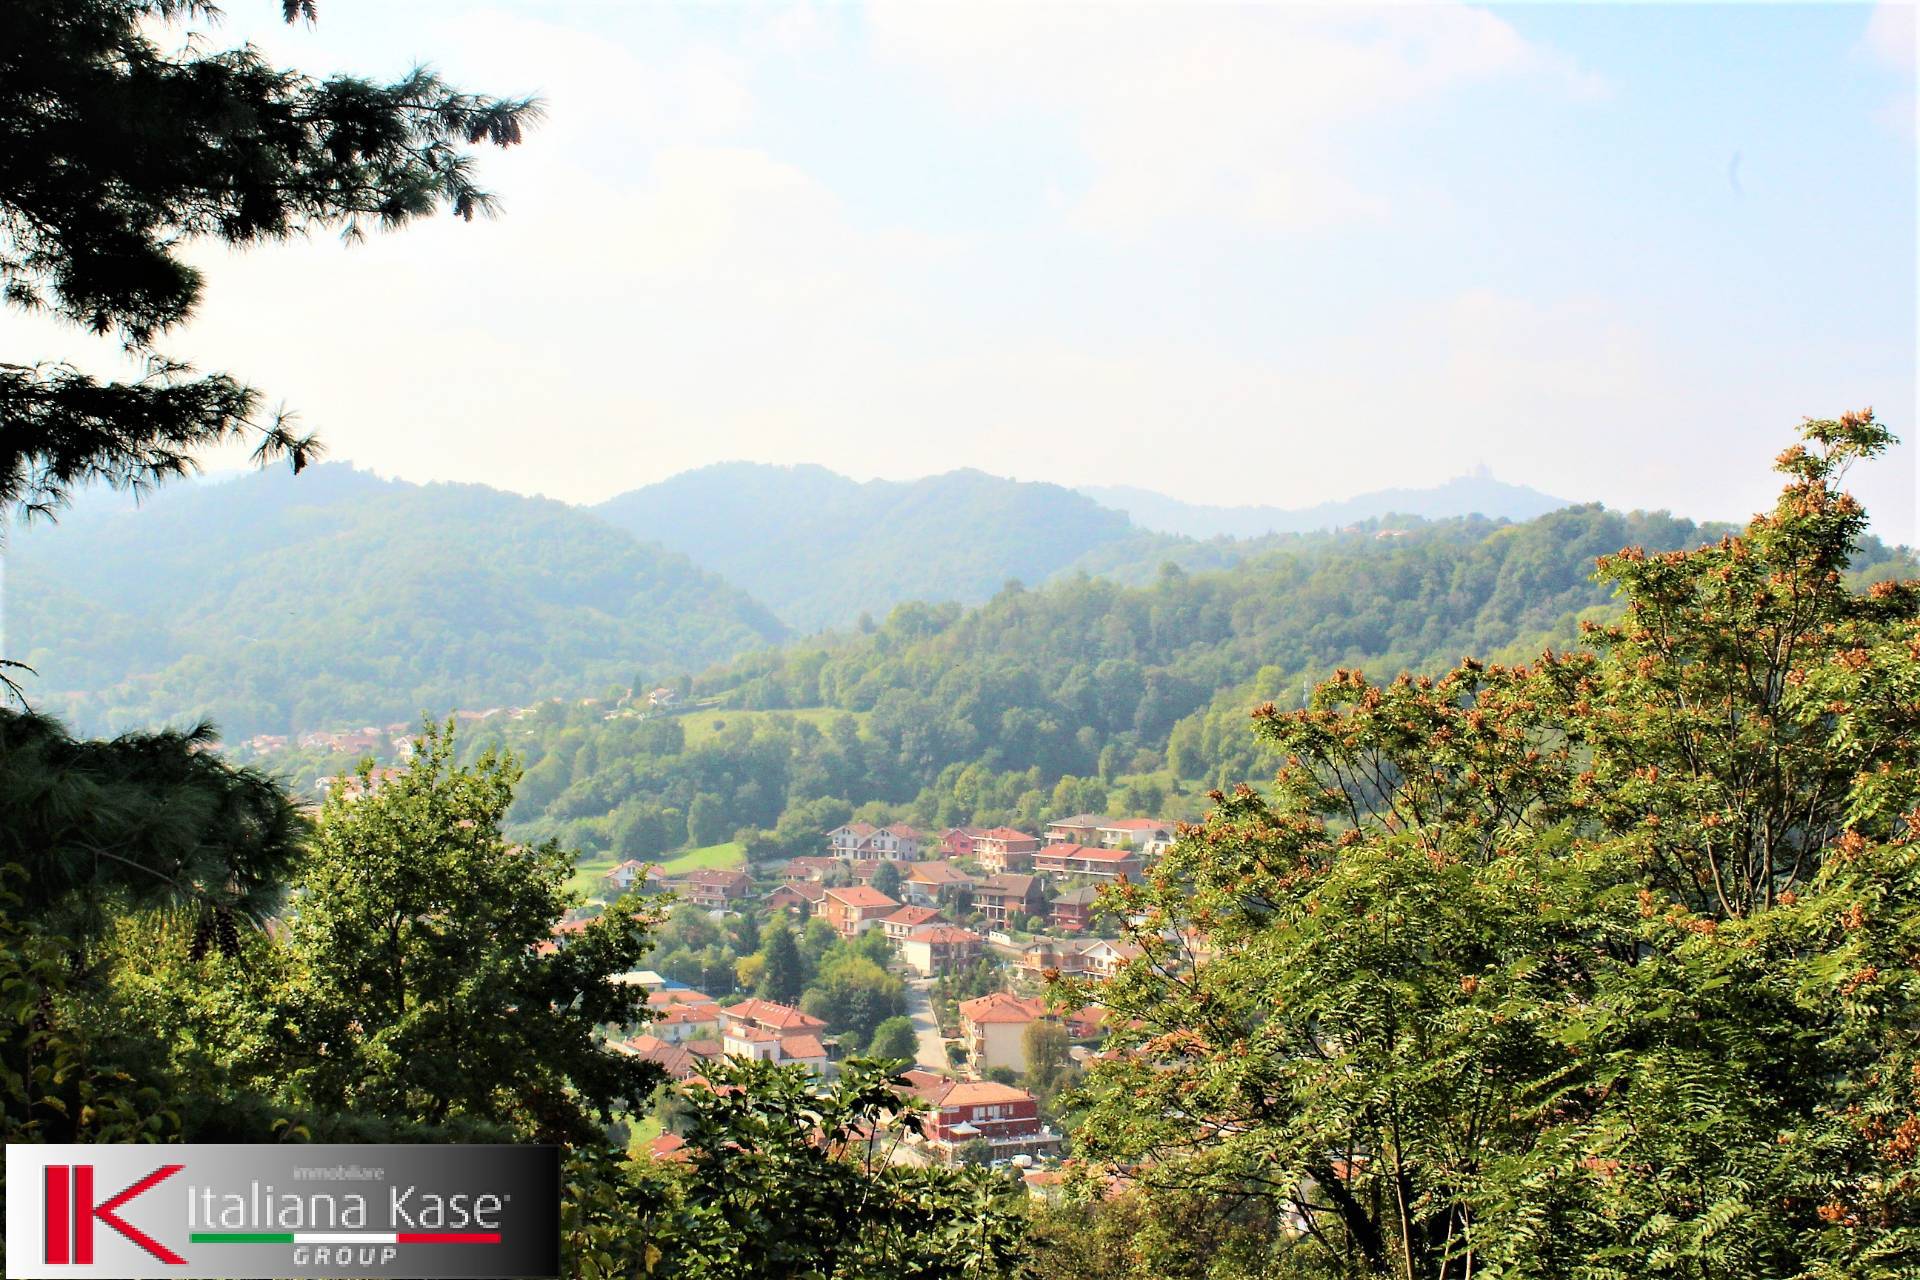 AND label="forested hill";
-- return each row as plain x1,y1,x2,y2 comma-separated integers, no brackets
594,463,1135,632
6,464,787,738
480,501,1920,862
